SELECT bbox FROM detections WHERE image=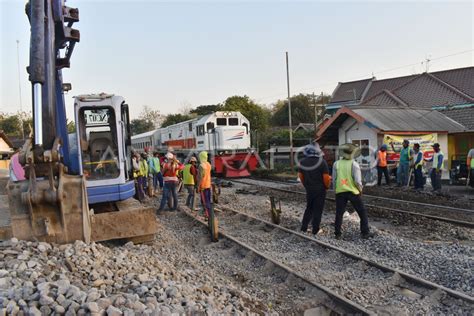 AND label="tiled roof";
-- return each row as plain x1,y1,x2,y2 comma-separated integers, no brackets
330,79,372,103
327,66,474,109
438,106,474,131
391,73,472,108
431,67,474,98
362,74,417,100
